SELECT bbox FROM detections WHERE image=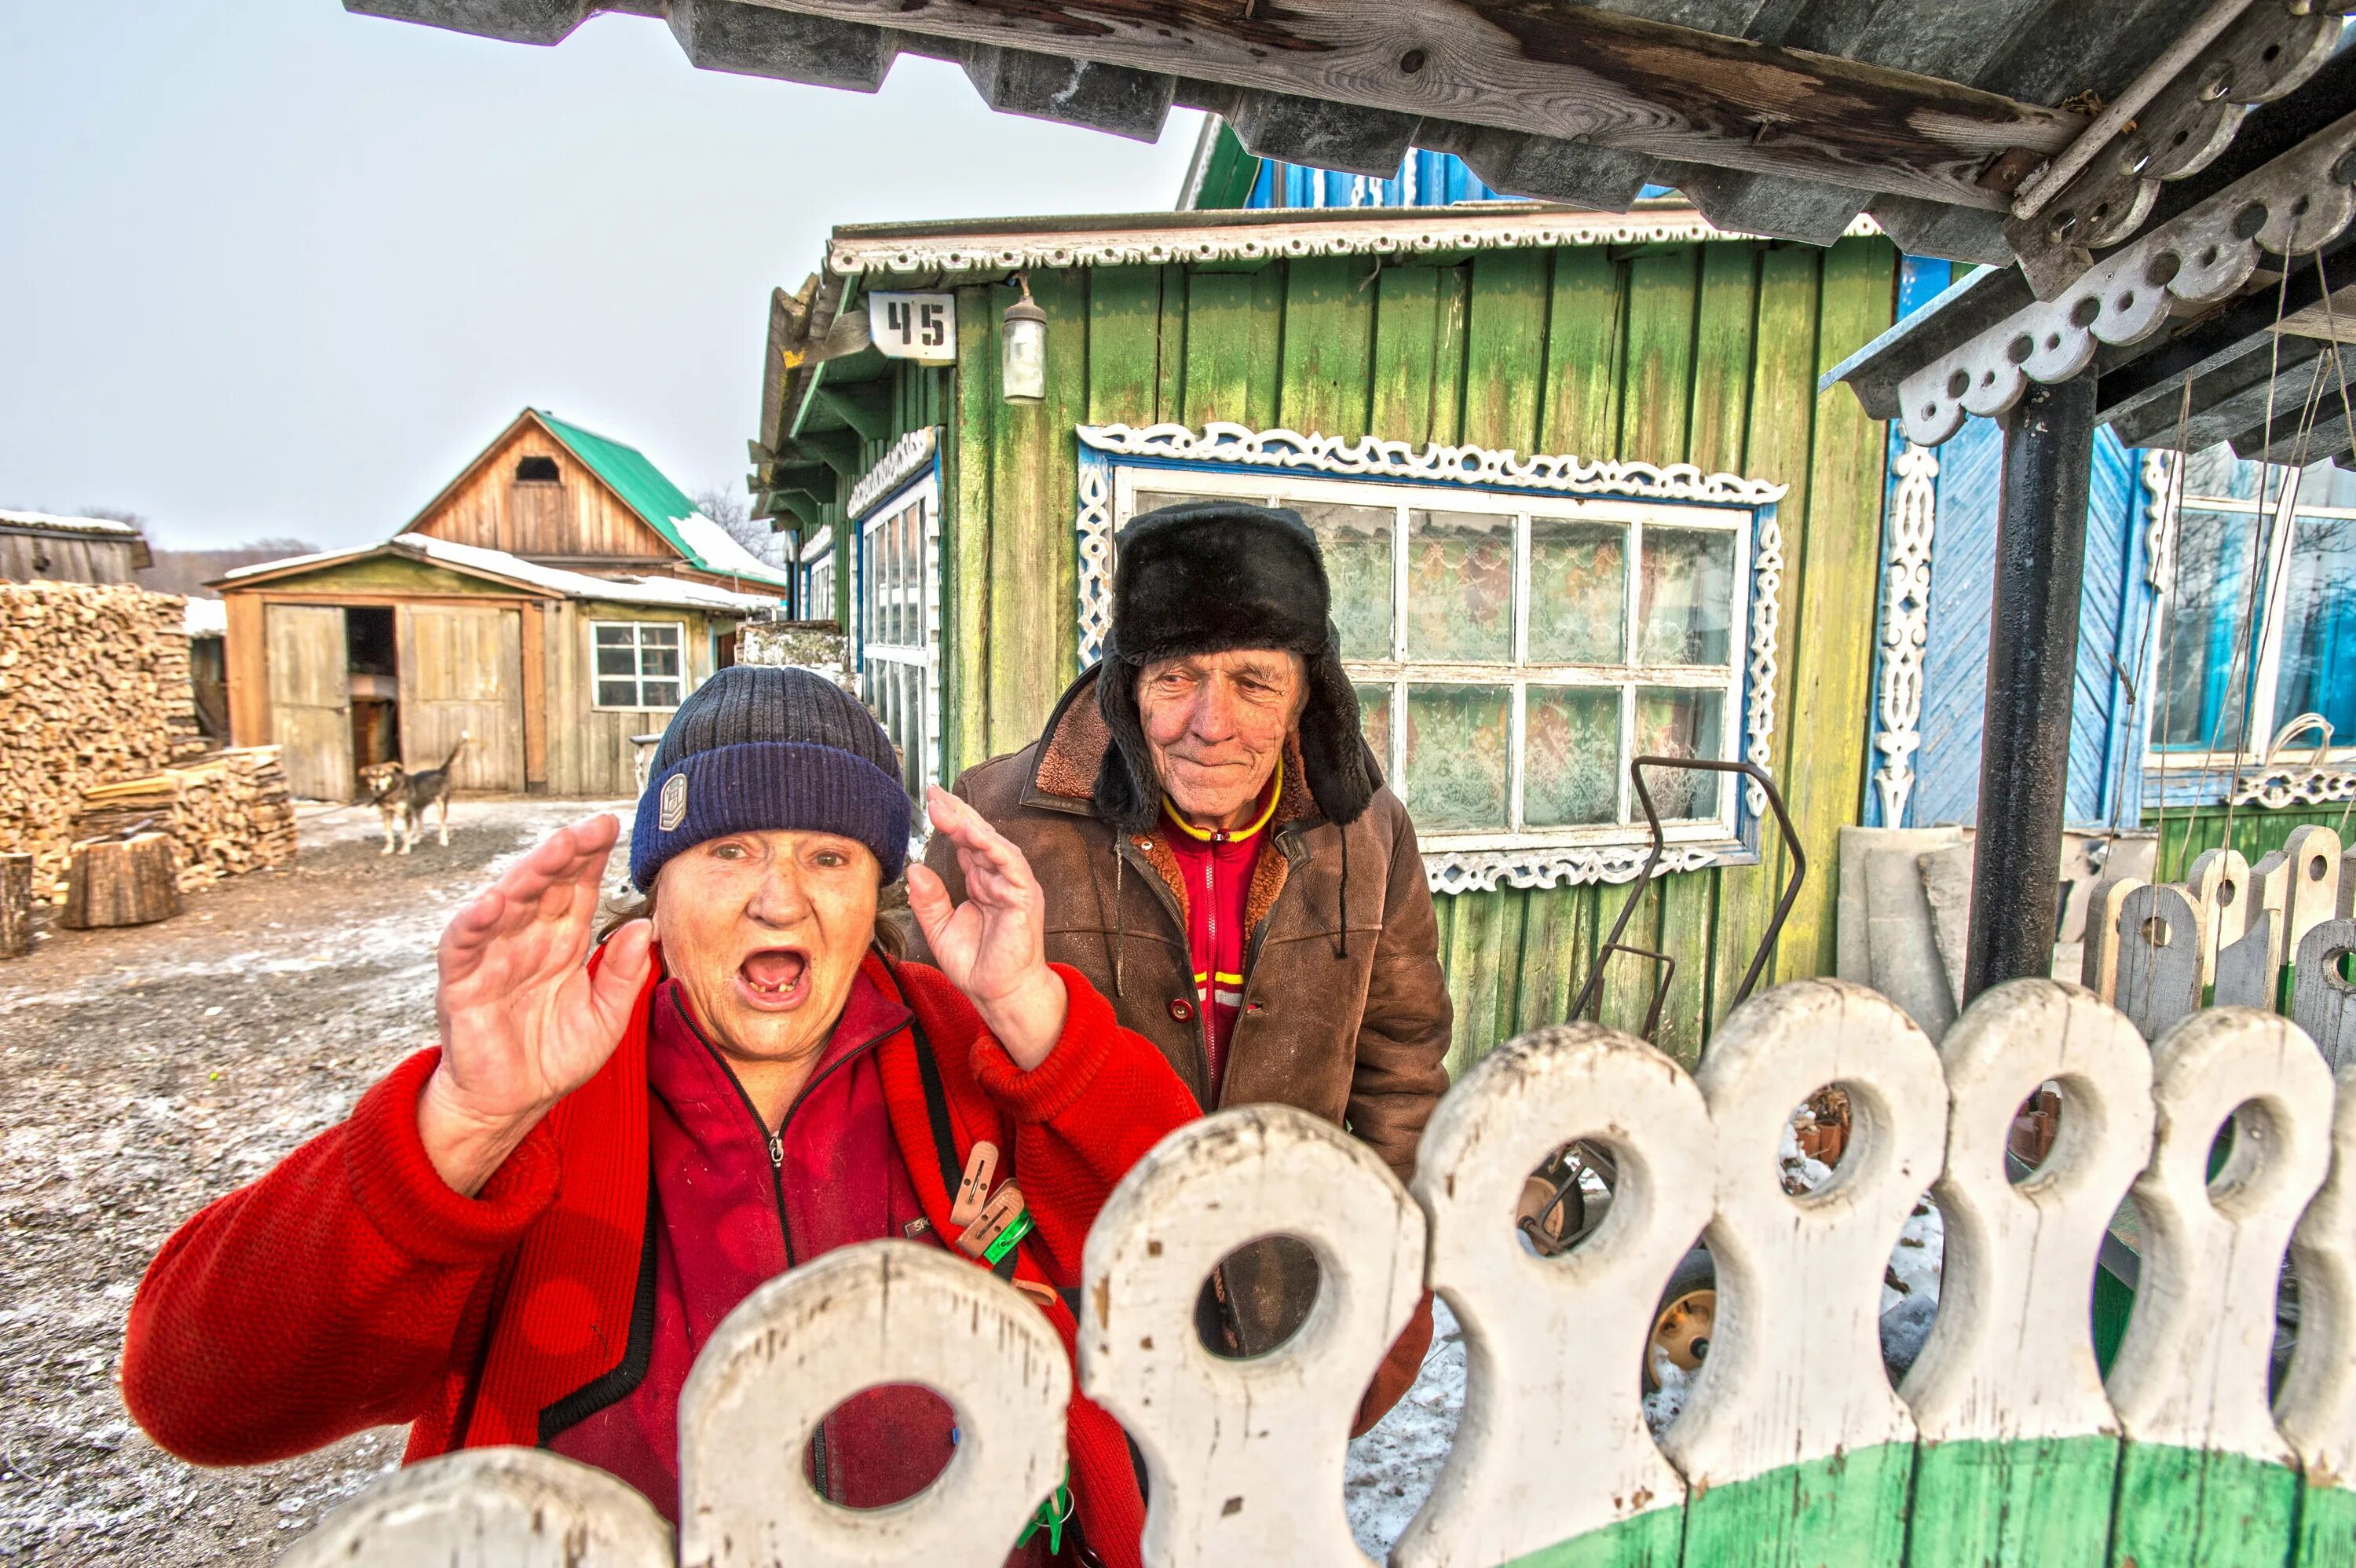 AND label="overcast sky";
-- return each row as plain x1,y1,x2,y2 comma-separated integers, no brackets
1,2,1203,550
